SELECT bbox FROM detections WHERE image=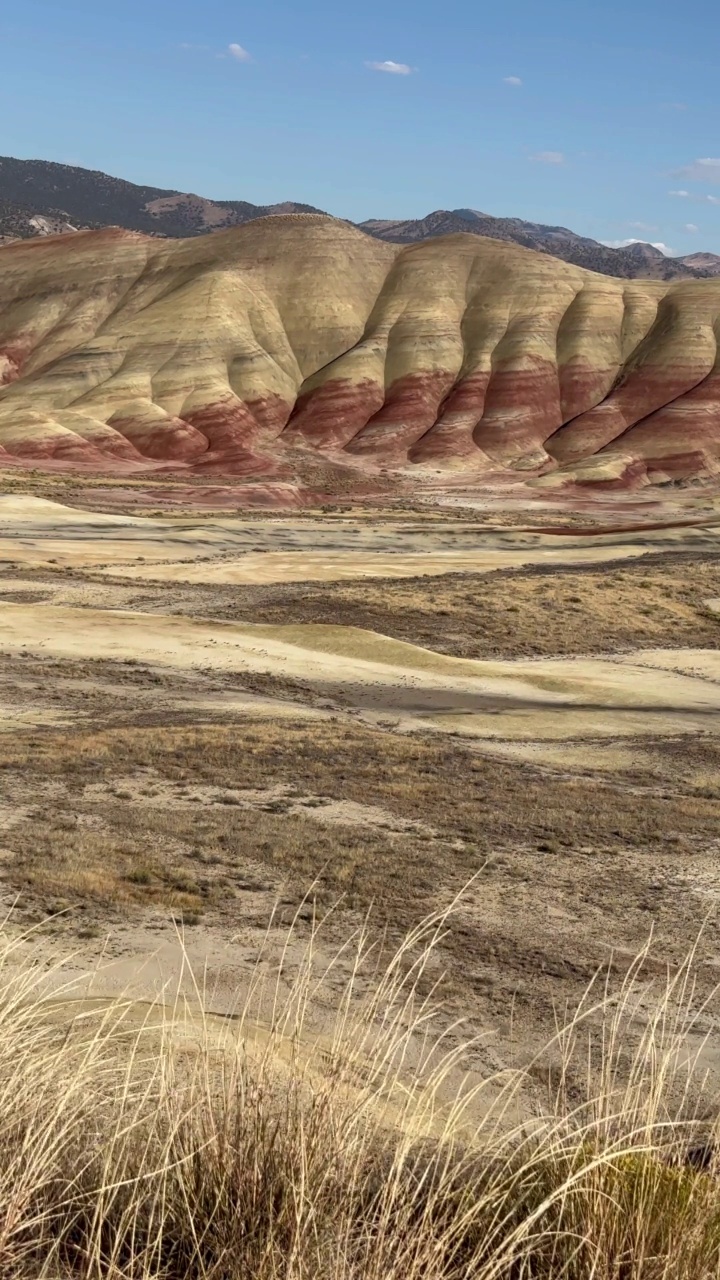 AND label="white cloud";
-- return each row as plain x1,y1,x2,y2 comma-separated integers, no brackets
675,157,720,183
601,238,674,255
228,43,251,61
365,60,413,75
503,75,522,86
669,189,720,205
530,150,565,165
627,220,658,231
684,223,700,233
